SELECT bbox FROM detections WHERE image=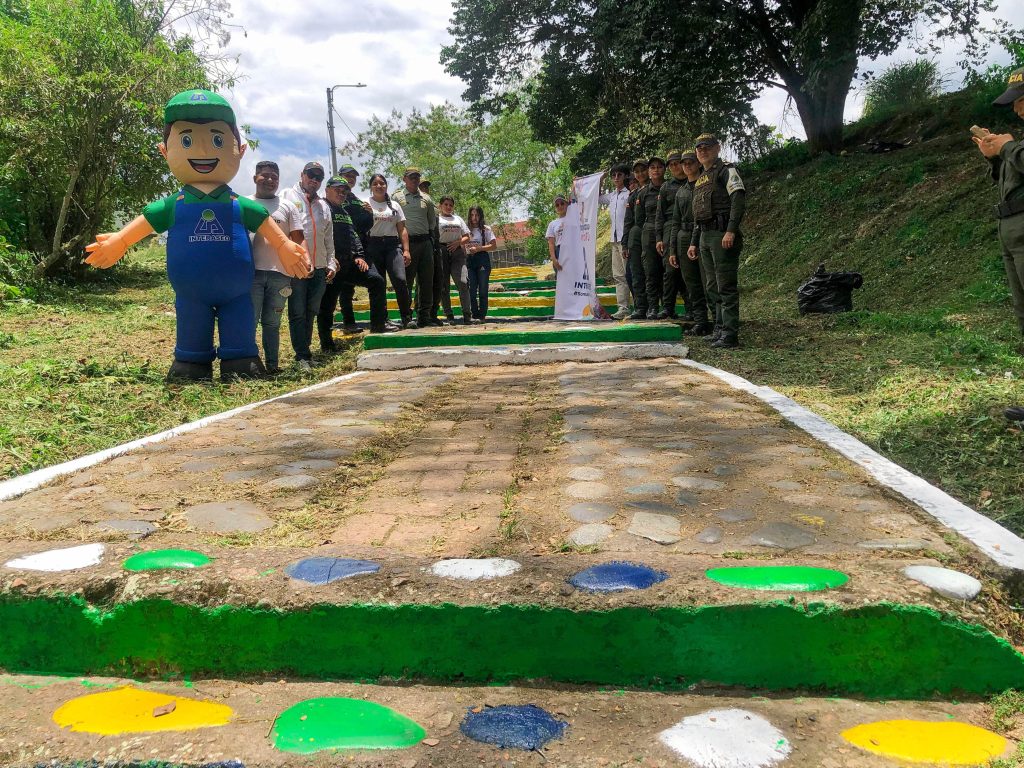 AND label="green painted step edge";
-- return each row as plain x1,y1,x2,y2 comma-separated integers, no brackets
122,550,211,572
384,288,617,299
706,566,850,591
363,323,683,350
2,596,1023,698
272,697,426,753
